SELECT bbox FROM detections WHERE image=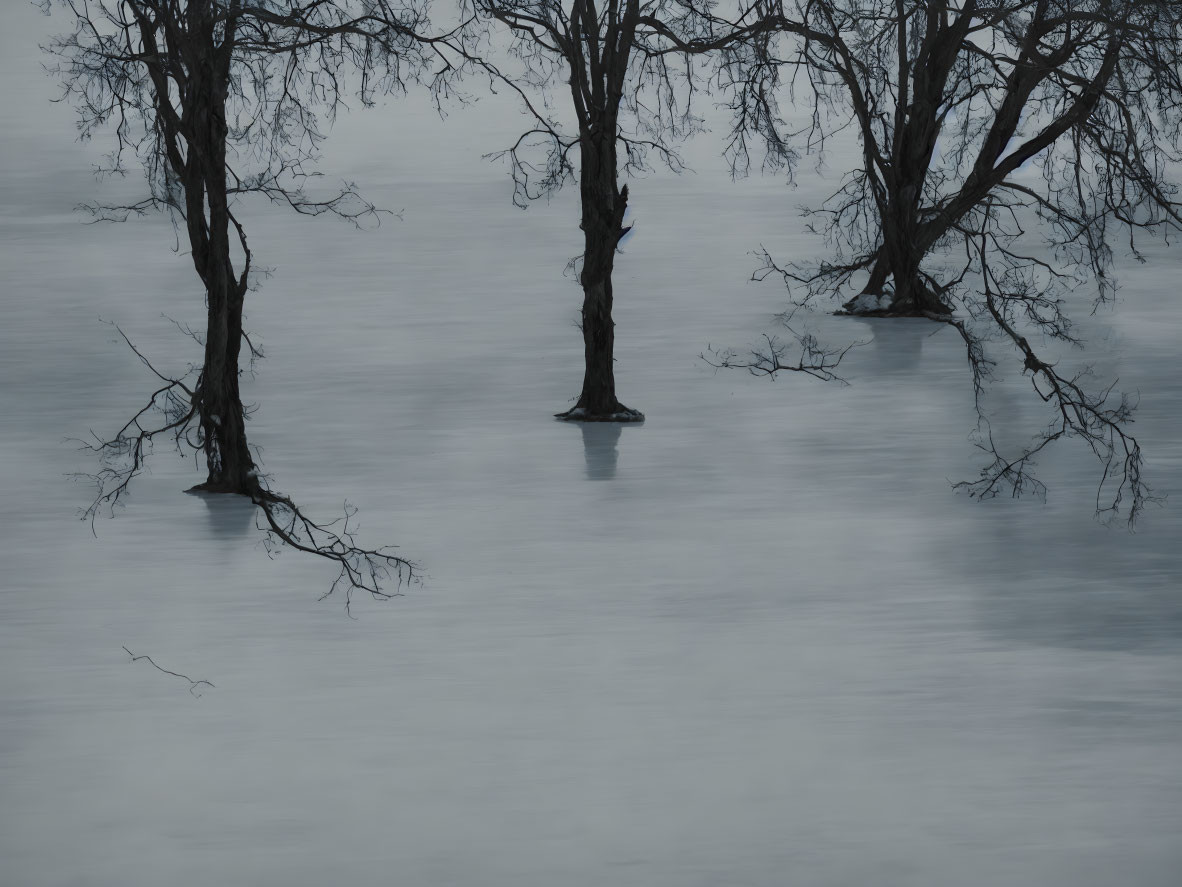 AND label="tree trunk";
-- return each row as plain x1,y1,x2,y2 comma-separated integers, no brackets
192,255,257,494
845,16,956,320
183,53,259,494
844,196,952,317
556,135,643,422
